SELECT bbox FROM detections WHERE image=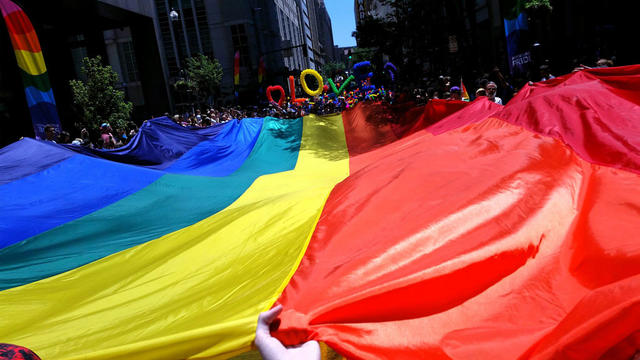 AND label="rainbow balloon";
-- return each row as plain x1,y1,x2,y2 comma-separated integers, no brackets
1,66,640,359
0,0,60,139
